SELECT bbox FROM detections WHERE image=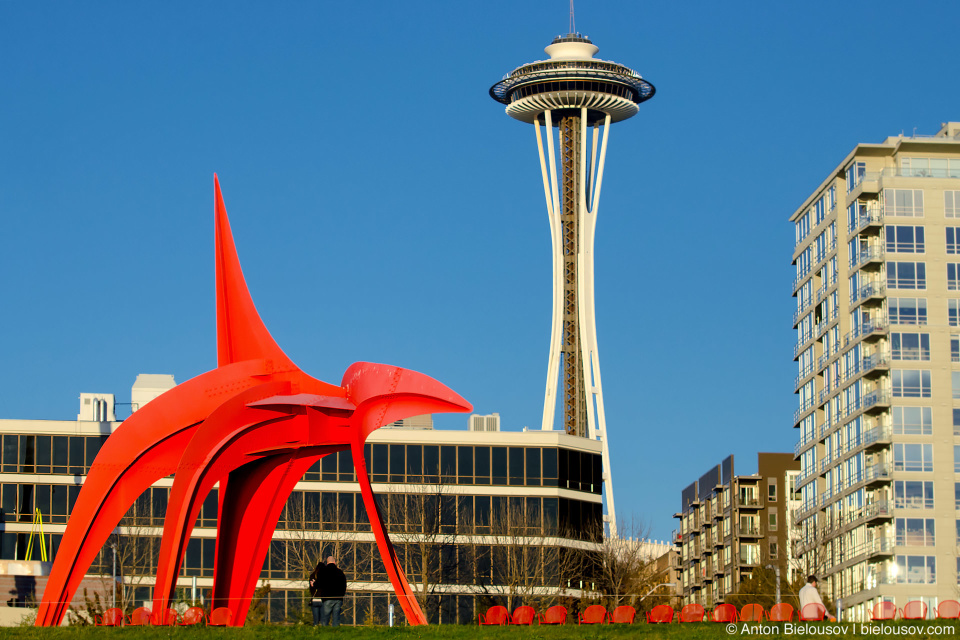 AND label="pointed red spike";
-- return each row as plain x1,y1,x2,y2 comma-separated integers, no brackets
214,175,294,368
